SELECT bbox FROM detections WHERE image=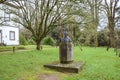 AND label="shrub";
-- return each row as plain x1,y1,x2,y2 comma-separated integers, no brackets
97,32,108,46
20,35,28,45
42,37,56,46
27,38,35,45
